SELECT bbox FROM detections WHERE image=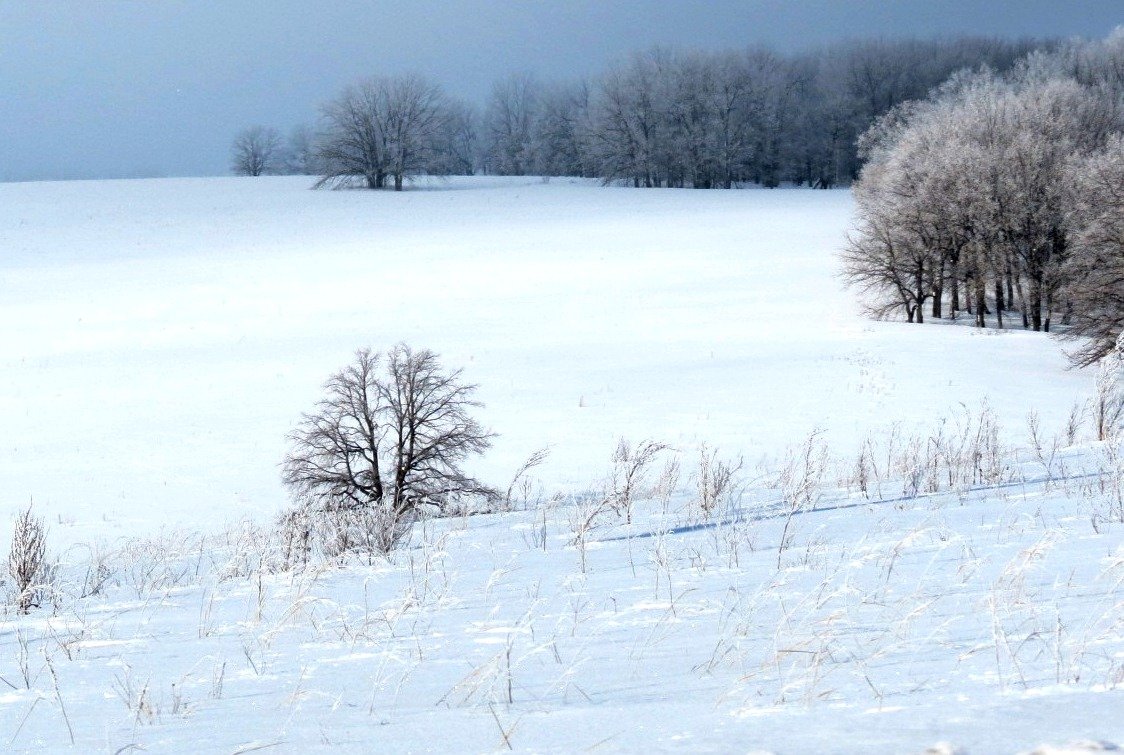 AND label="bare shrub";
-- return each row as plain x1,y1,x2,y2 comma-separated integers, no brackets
315,505,417,562
1026,410,1062,487
567,439,671,571
653,454,681,517
850,436,877,500
1064,400,1085,446
928,403,1007,491
9,504,47,614
1098,440,1124,523
118,532,201,598
606,439,668,523
695,444,742,520
505,447,551,511
78,544,117,599
776,430,829,568
277,507,313,570
569,494,612,574
1091,338,1124,441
